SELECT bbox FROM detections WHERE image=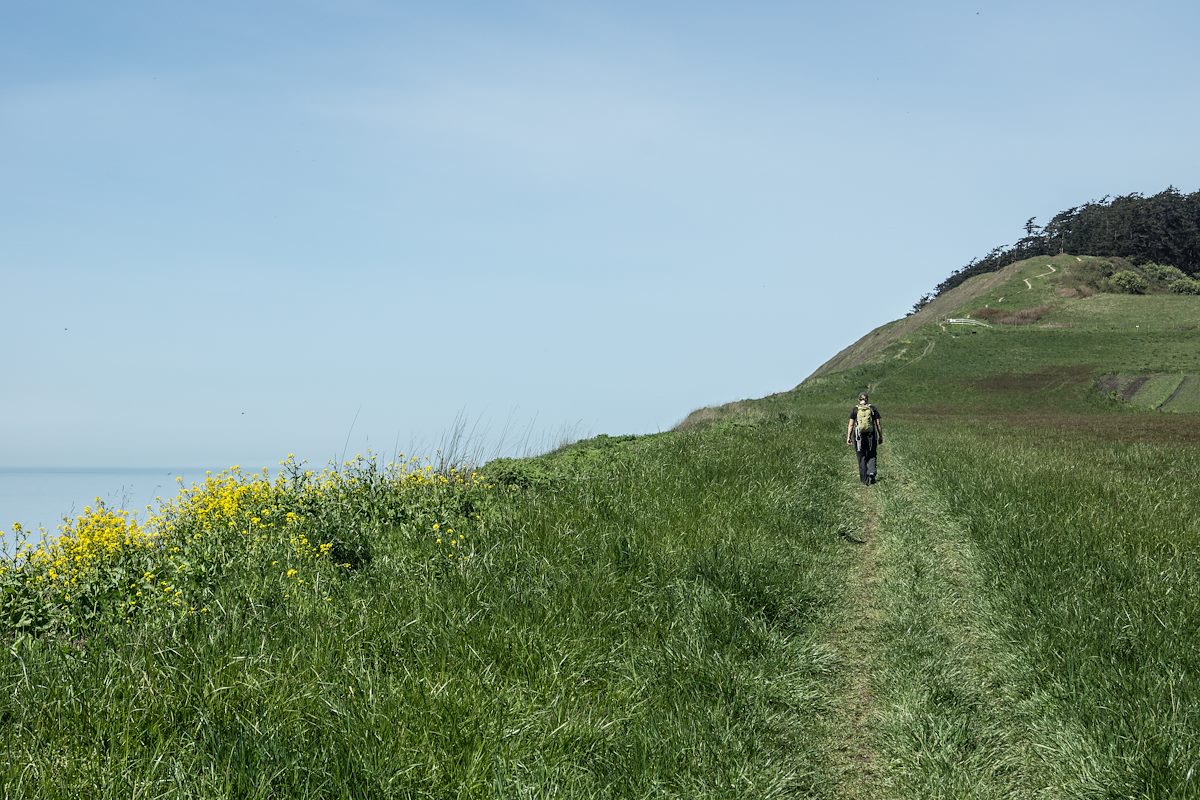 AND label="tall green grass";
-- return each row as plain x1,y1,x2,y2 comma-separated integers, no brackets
1,420,857,799
886,421,1200,797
